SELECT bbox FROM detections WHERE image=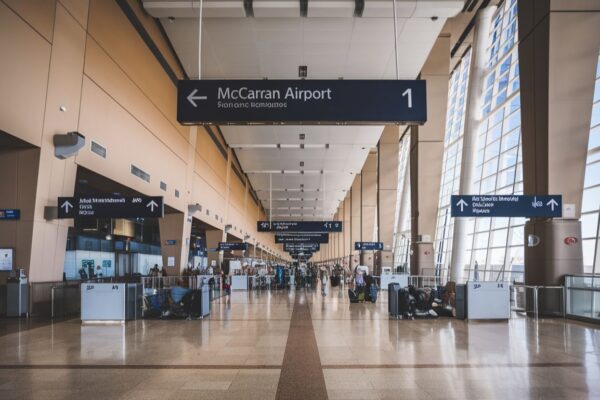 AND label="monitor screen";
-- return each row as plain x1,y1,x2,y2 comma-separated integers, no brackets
0,248,14,271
